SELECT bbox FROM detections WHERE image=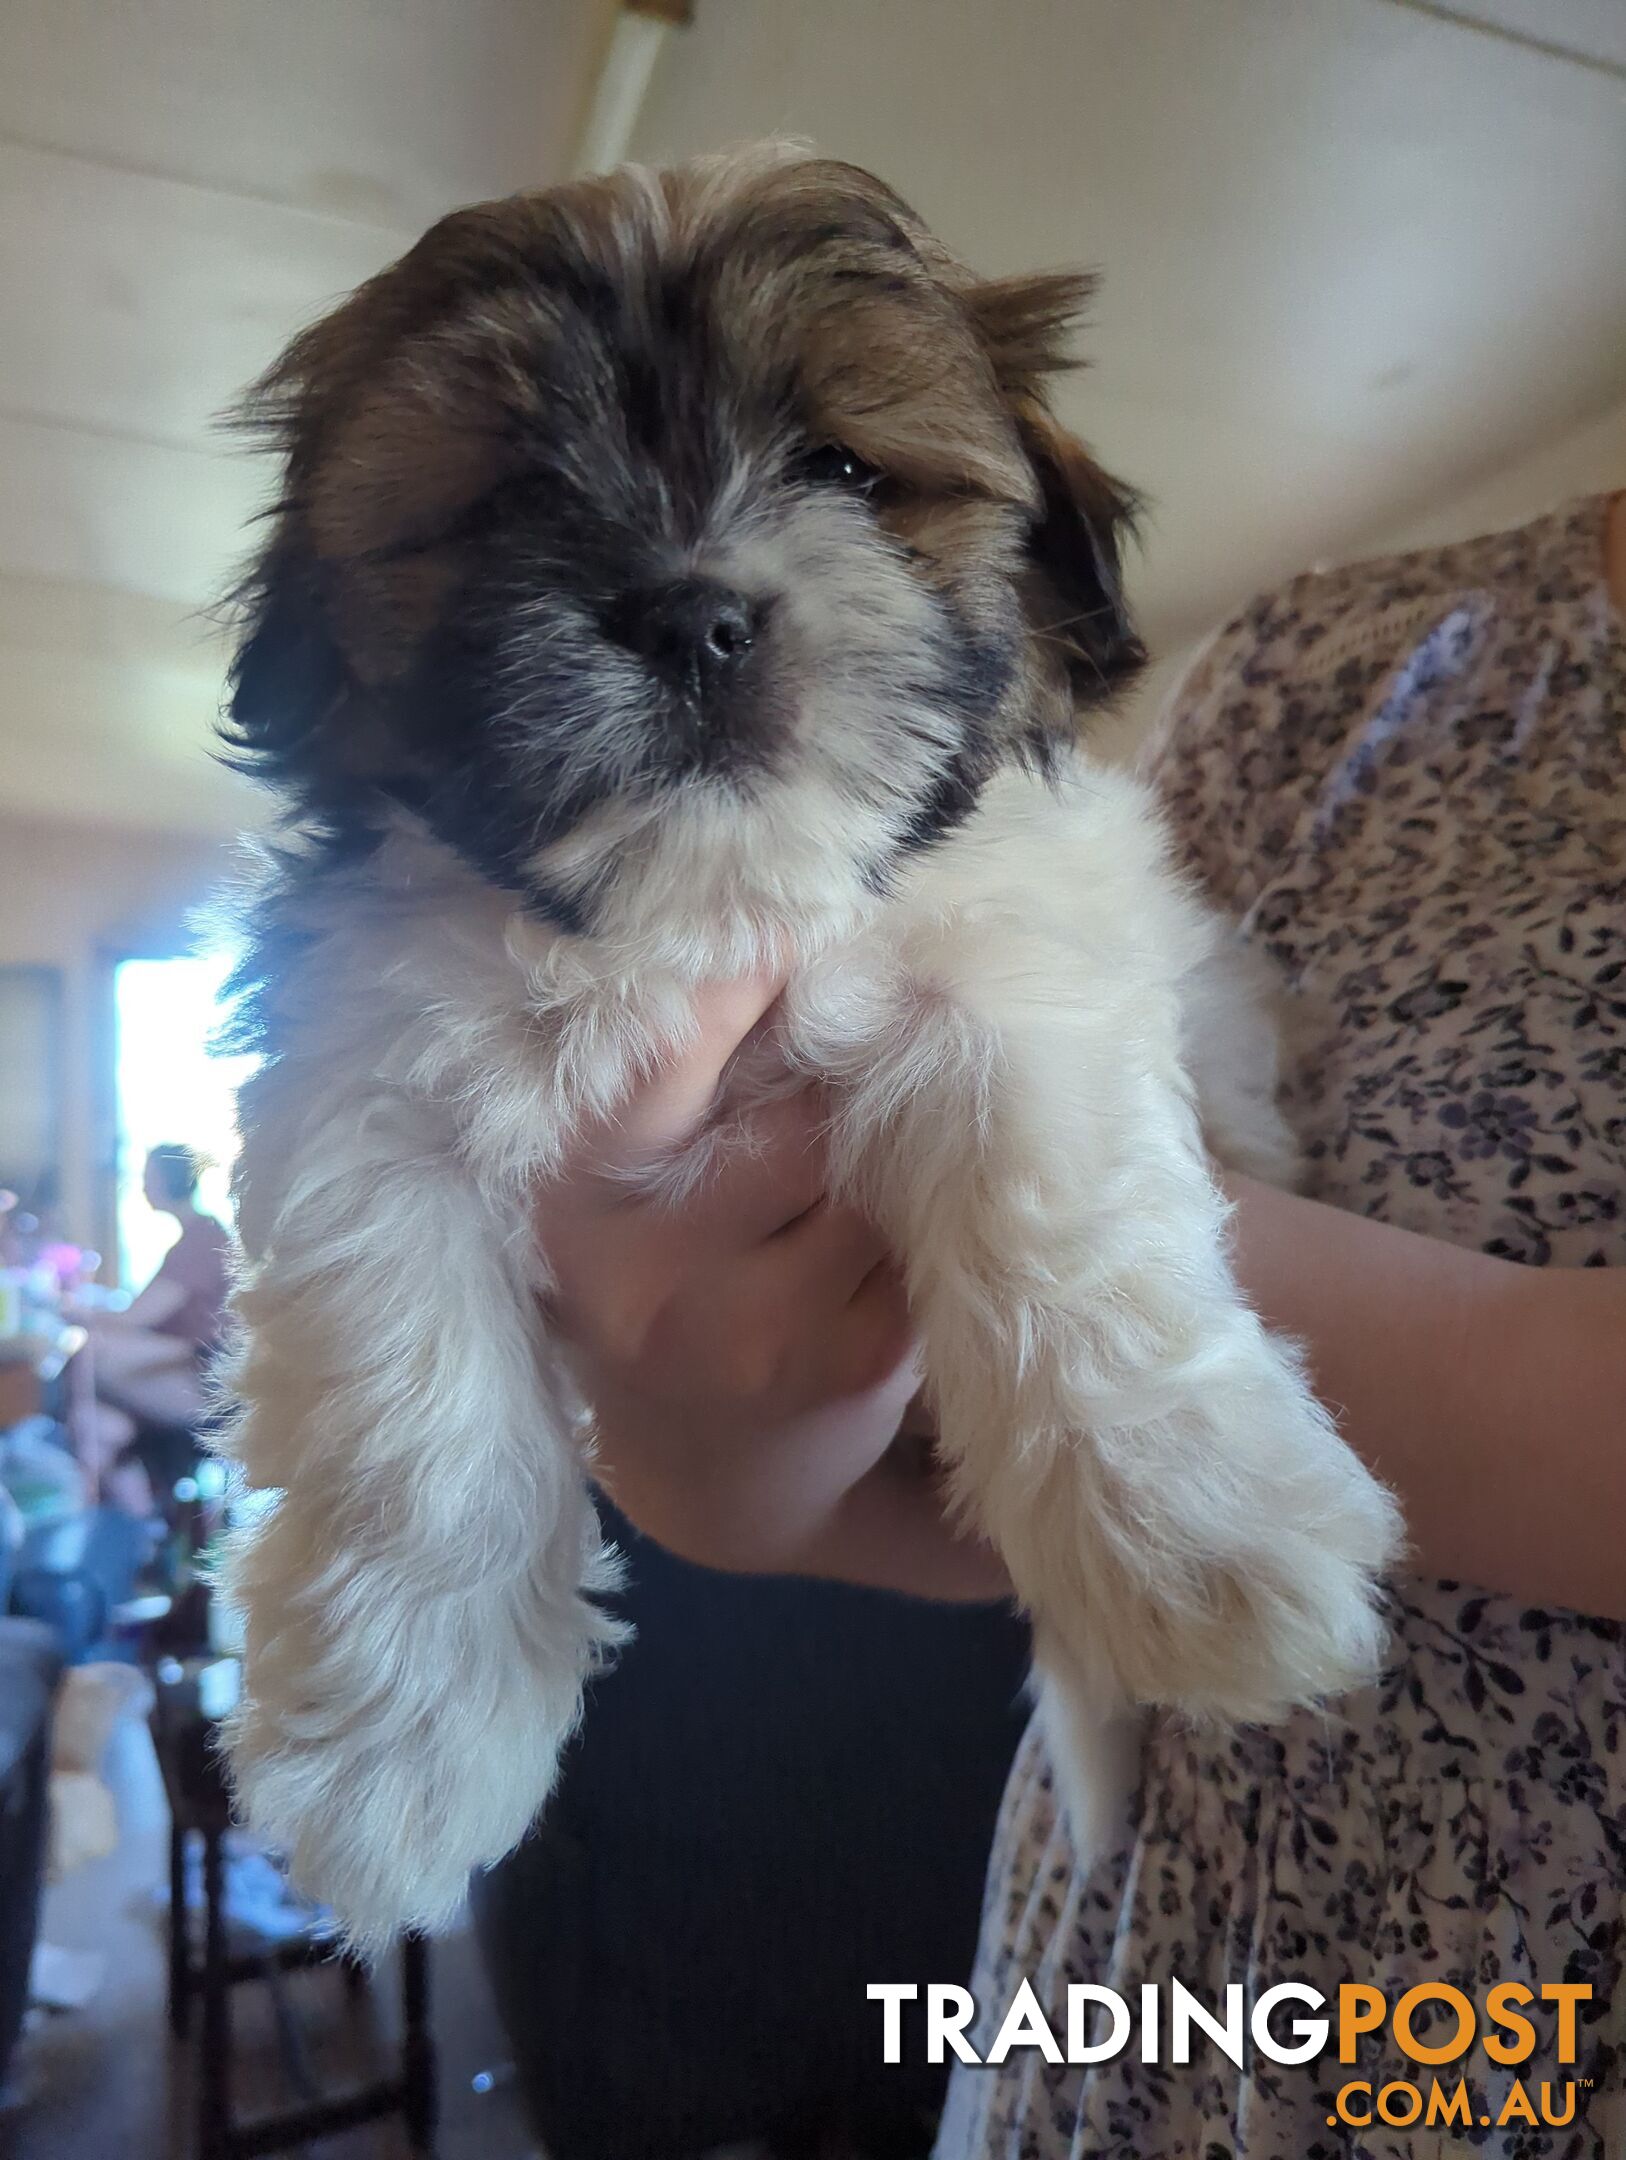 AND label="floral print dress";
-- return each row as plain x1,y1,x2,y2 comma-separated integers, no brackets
937,497,1626,2160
